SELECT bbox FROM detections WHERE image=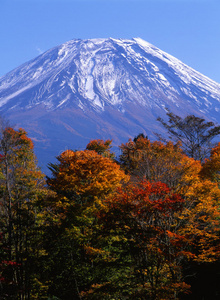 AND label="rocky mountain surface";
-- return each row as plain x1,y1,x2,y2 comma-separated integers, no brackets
0,38,220,170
